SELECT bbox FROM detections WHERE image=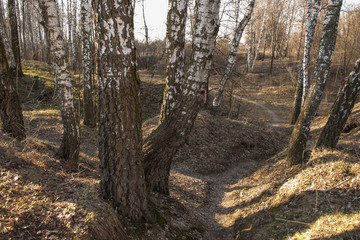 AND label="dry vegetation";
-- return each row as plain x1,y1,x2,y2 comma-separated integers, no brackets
1,58,360,239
